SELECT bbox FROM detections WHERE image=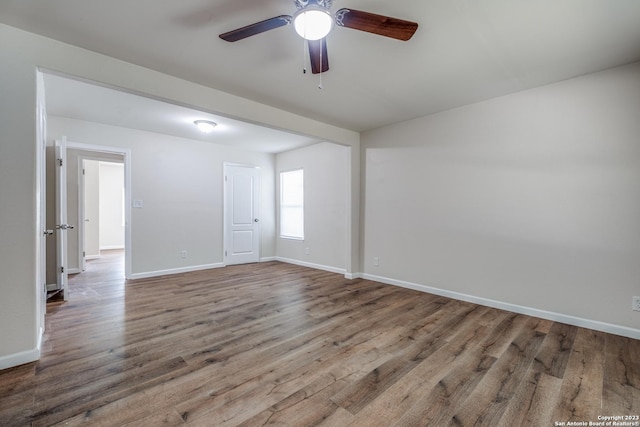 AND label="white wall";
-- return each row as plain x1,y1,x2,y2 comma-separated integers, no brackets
276,143,350,273
48,117,276,277
0,26,40,367
361,62,640,336
99,162,125,250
